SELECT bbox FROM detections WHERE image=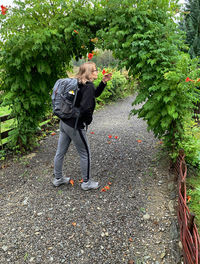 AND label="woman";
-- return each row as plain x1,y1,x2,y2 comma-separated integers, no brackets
53,61,112,190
